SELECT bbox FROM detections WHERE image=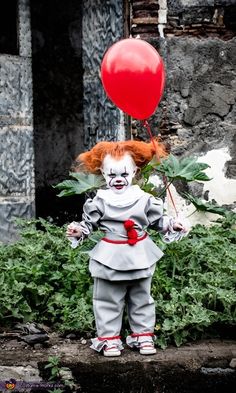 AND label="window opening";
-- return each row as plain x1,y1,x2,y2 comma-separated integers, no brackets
0,0,18,55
